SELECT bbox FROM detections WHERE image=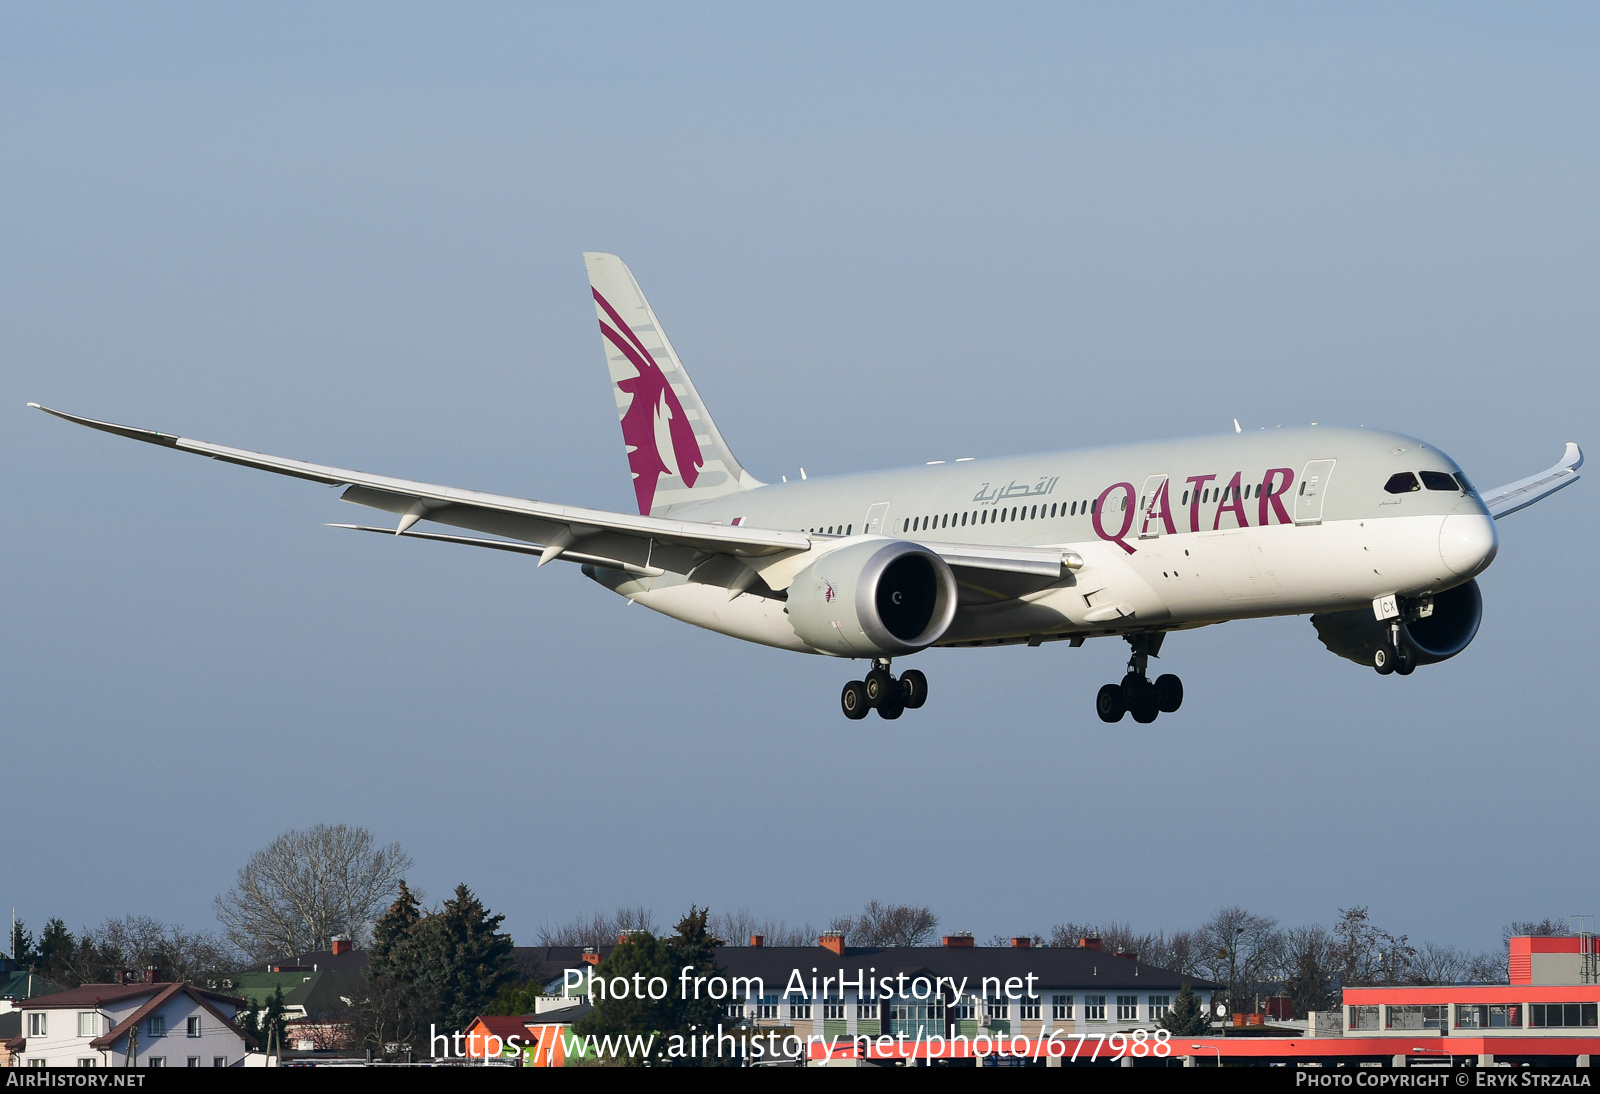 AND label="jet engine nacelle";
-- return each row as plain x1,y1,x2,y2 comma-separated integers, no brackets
1311,578,1483,668
786,539,958,657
